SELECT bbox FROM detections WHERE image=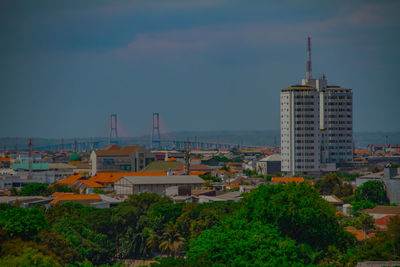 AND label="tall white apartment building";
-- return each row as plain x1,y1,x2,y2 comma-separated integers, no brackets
280,38,353,175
